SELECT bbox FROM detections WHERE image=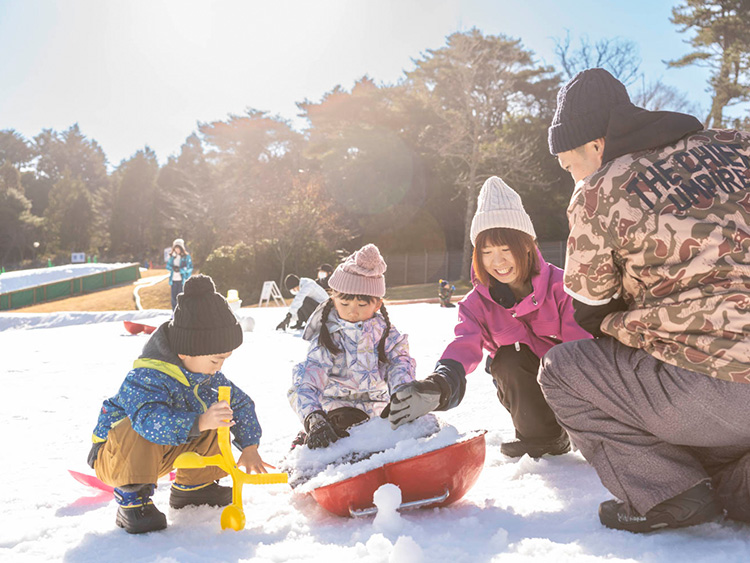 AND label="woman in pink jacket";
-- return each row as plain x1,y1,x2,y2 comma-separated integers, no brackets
387,177,591,458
